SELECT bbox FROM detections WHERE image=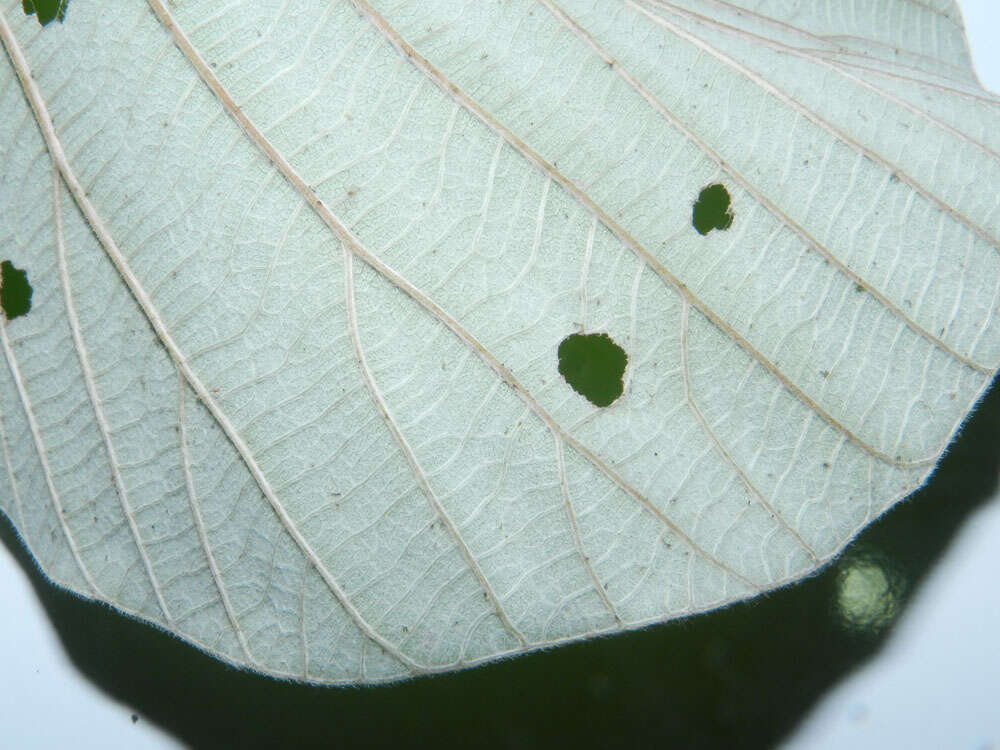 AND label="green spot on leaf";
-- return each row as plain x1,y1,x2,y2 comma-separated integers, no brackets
692,183,734,235
1,261,33,321
22,0,69,26
557,332,627,408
